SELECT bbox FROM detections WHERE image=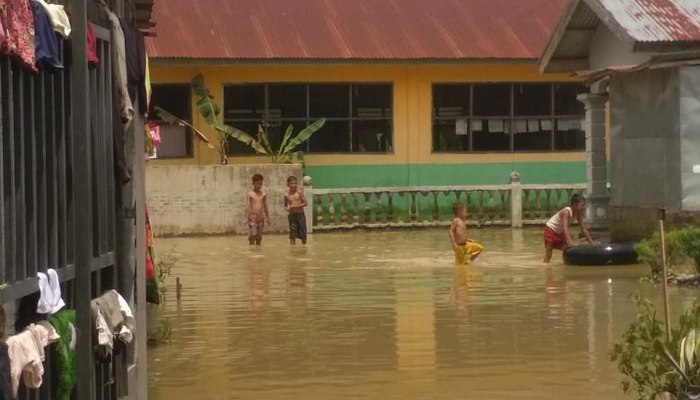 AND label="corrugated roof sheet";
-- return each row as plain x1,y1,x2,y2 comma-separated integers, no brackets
146,0,569,60
596,0,700,43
